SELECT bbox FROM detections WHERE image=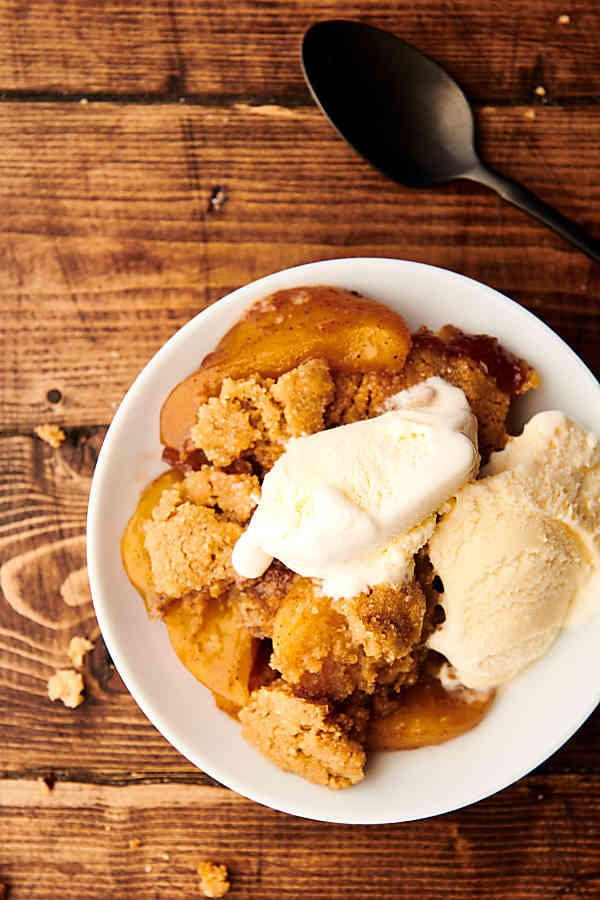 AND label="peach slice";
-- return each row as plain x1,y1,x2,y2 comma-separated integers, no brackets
164,593,259,709
367,677,495,751
160,285,412,456
121,469,182,617
122,468,261,707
